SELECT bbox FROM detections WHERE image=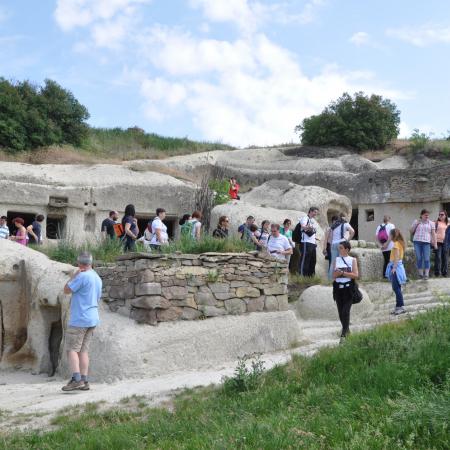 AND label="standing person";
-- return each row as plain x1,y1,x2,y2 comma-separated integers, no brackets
0,215,9,240
10,218,28,246
434,211,449,277
280,219,294,266
187,211,202,240
445,221,450,273
332,241,359,342
255,220,271,250
62,252,102,391
26,214,45,245
212,216,230,239
179,214,192,237
385,229,407,315
410,209,437,280
229,177,240,200
323,216,338,271
267,224,293,261
248,224,261,249
238,216,255,241
150,208,169,250
101,211,119,240
328,214,355,280
299,207,320,277
122,204,139,252
375,215,396,279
